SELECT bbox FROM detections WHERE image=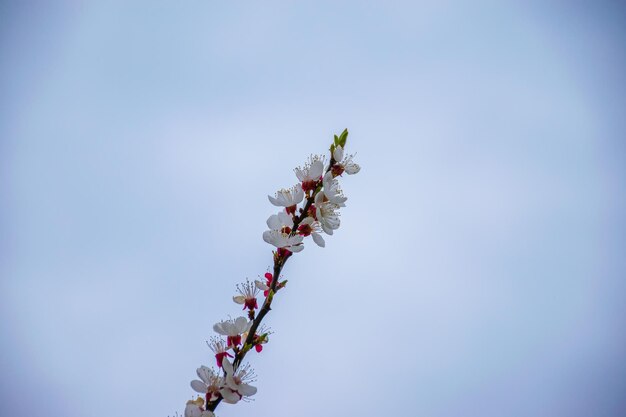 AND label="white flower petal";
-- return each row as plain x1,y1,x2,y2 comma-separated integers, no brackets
222,358,234,374
312,232,325,247
234,316,248,333
314,190,325,205
190,380,207,393
221,321,236,335
277,211,294,227
196,366,212,384
213,322,227,336
268,195,281,206
328,193,347,206
345,161,360,174
262,230,273,244
233,296,245,304
294,185,304,203
255,280,269,290
294,168,306,182
185,403,204,417
226,374,238,390
333,145,344,161
219,388,240,404
310,159,324,178
267,214,281,229
290,244,304,253
238,383,258,397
